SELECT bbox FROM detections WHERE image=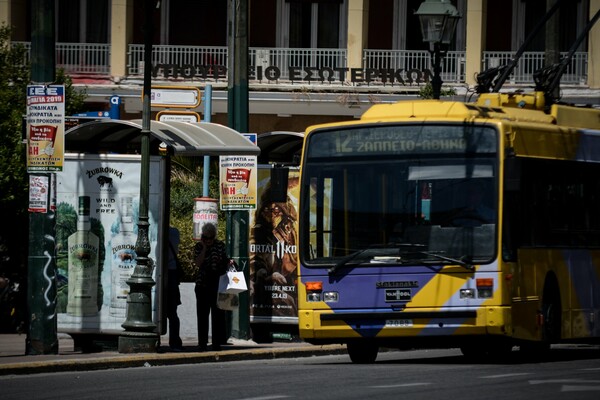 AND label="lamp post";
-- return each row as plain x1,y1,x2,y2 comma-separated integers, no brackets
415,0,460,99
118,0,159,353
